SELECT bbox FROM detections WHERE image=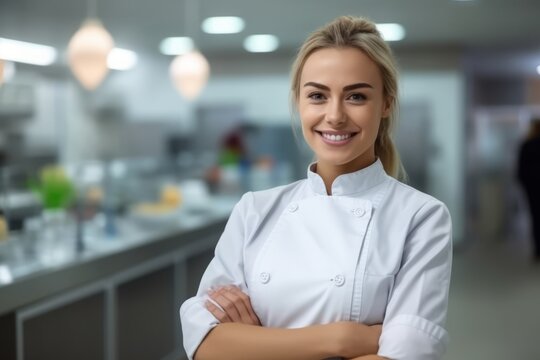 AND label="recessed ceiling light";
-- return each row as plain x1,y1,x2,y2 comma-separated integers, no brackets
160,37,194,55
202,16,245,34
108,48,137,71
376,23,406,42
243,34,279,53
0,37,57,66
536,65,540,75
